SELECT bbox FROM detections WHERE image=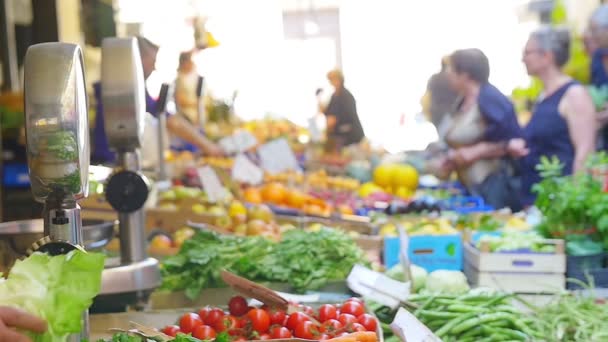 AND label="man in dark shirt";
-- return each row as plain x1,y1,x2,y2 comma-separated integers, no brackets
322,69,364,150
